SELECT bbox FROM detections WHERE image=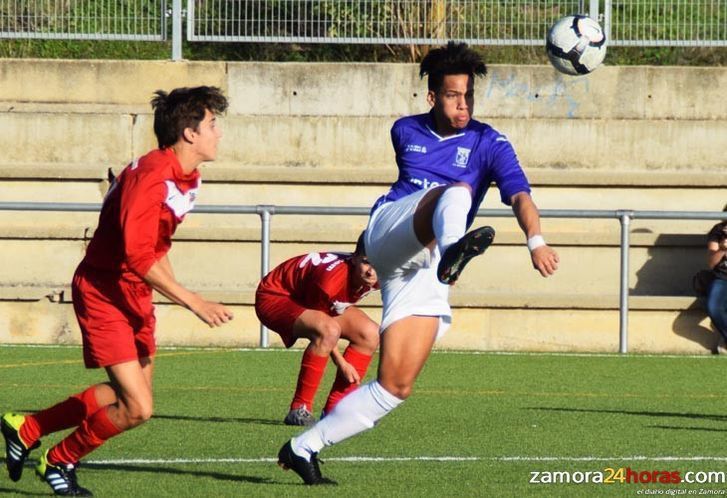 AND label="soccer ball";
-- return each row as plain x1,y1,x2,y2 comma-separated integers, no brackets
546,15,607,75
